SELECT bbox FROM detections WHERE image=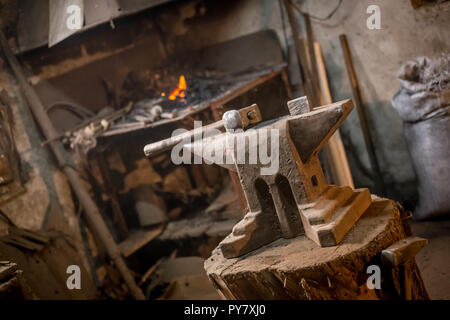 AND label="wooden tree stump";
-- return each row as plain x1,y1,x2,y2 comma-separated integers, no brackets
205,197,429,300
